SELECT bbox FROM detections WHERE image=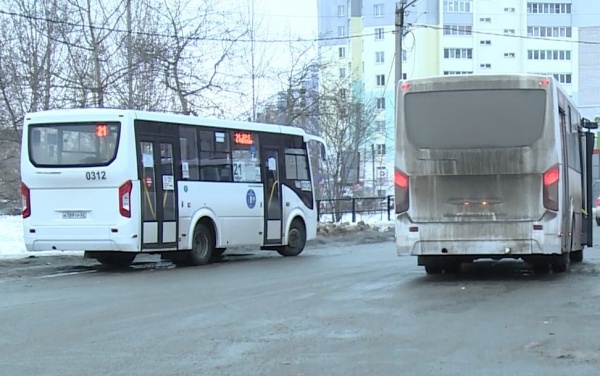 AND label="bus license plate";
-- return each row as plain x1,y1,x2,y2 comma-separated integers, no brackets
62,212,87,219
